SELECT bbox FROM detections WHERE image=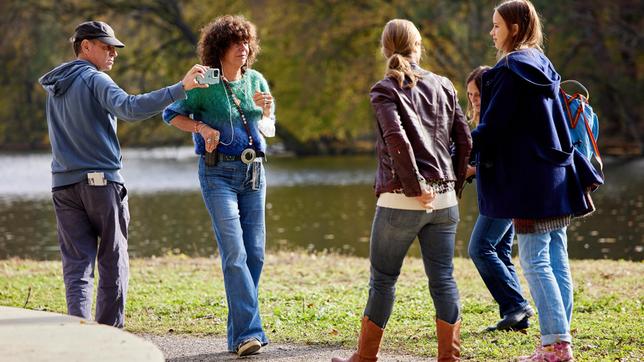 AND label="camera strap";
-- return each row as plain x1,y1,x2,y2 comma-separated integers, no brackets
222,78,255,150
